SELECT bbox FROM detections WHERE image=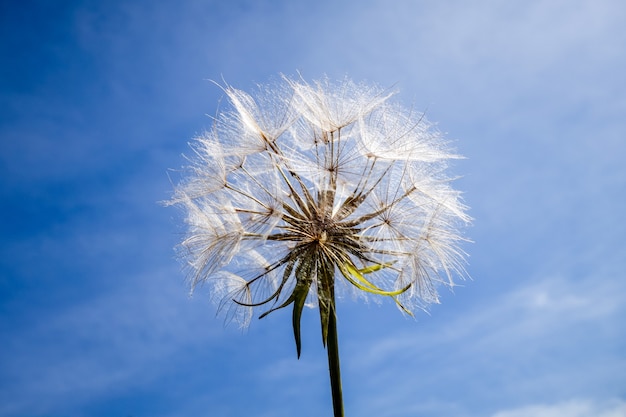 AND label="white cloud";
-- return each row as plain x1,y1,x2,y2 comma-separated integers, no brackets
492,398,626,417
